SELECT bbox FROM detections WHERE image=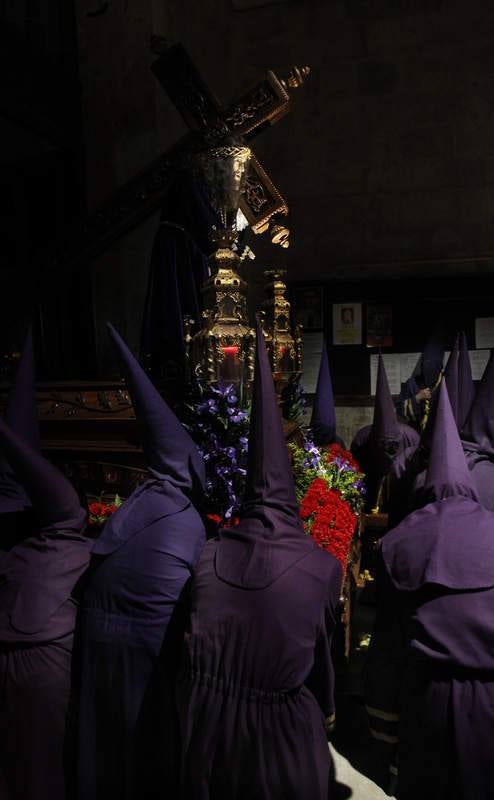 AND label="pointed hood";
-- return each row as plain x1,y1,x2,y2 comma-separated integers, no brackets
0,326,40,513
107,323,204,492
0,417,84,530
0,417,90,637
382,382,493,594
215,319,316,590
242,319,300,517
310,341,339,447
457,332,475,432
421,329,444,389
93,324,205,556
350,355,419,503
462,349,494,456
422,380,478,503
372,355,400,443
444,333,460,427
